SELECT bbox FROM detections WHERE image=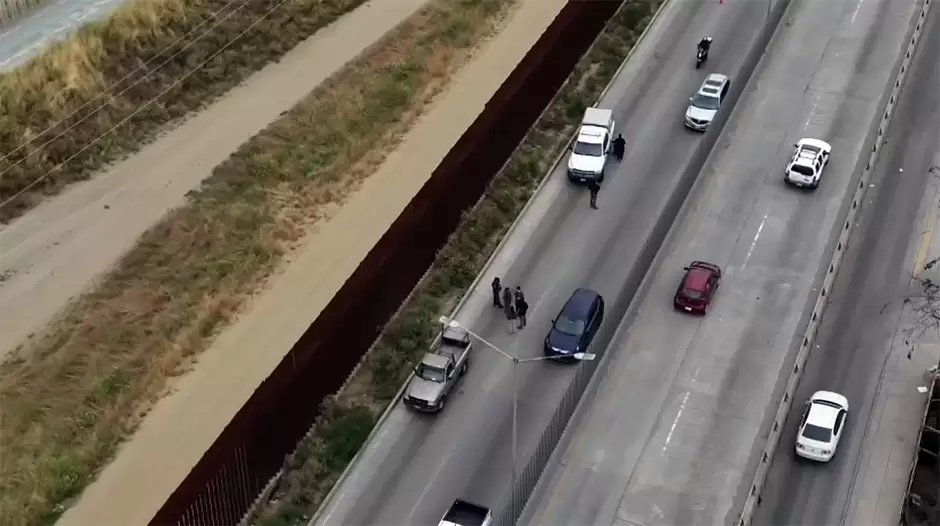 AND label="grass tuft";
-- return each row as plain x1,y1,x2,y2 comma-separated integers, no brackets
0,0,48,27
0,0,517,524
250,0,664,524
